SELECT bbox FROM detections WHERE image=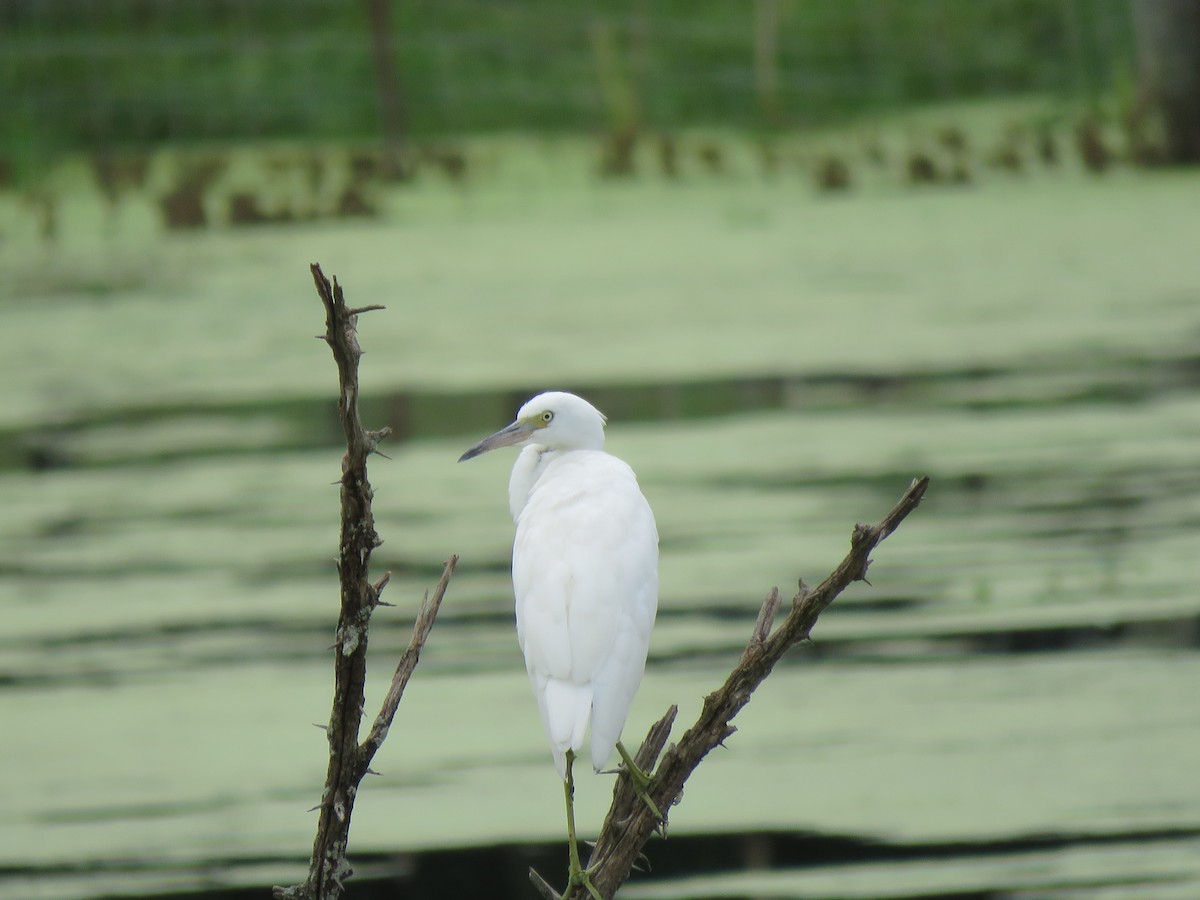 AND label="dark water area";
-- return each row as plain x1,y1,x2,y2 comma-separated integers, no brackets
23,825,1200,900
7,347,1200,473
361,825,1200,900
